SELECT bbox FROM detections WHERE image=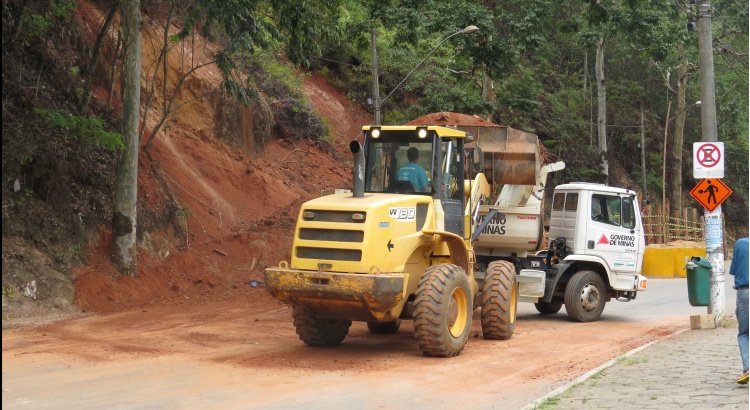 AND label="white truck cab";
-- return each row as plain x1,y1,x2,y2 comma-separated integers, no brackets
519,183,648,321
